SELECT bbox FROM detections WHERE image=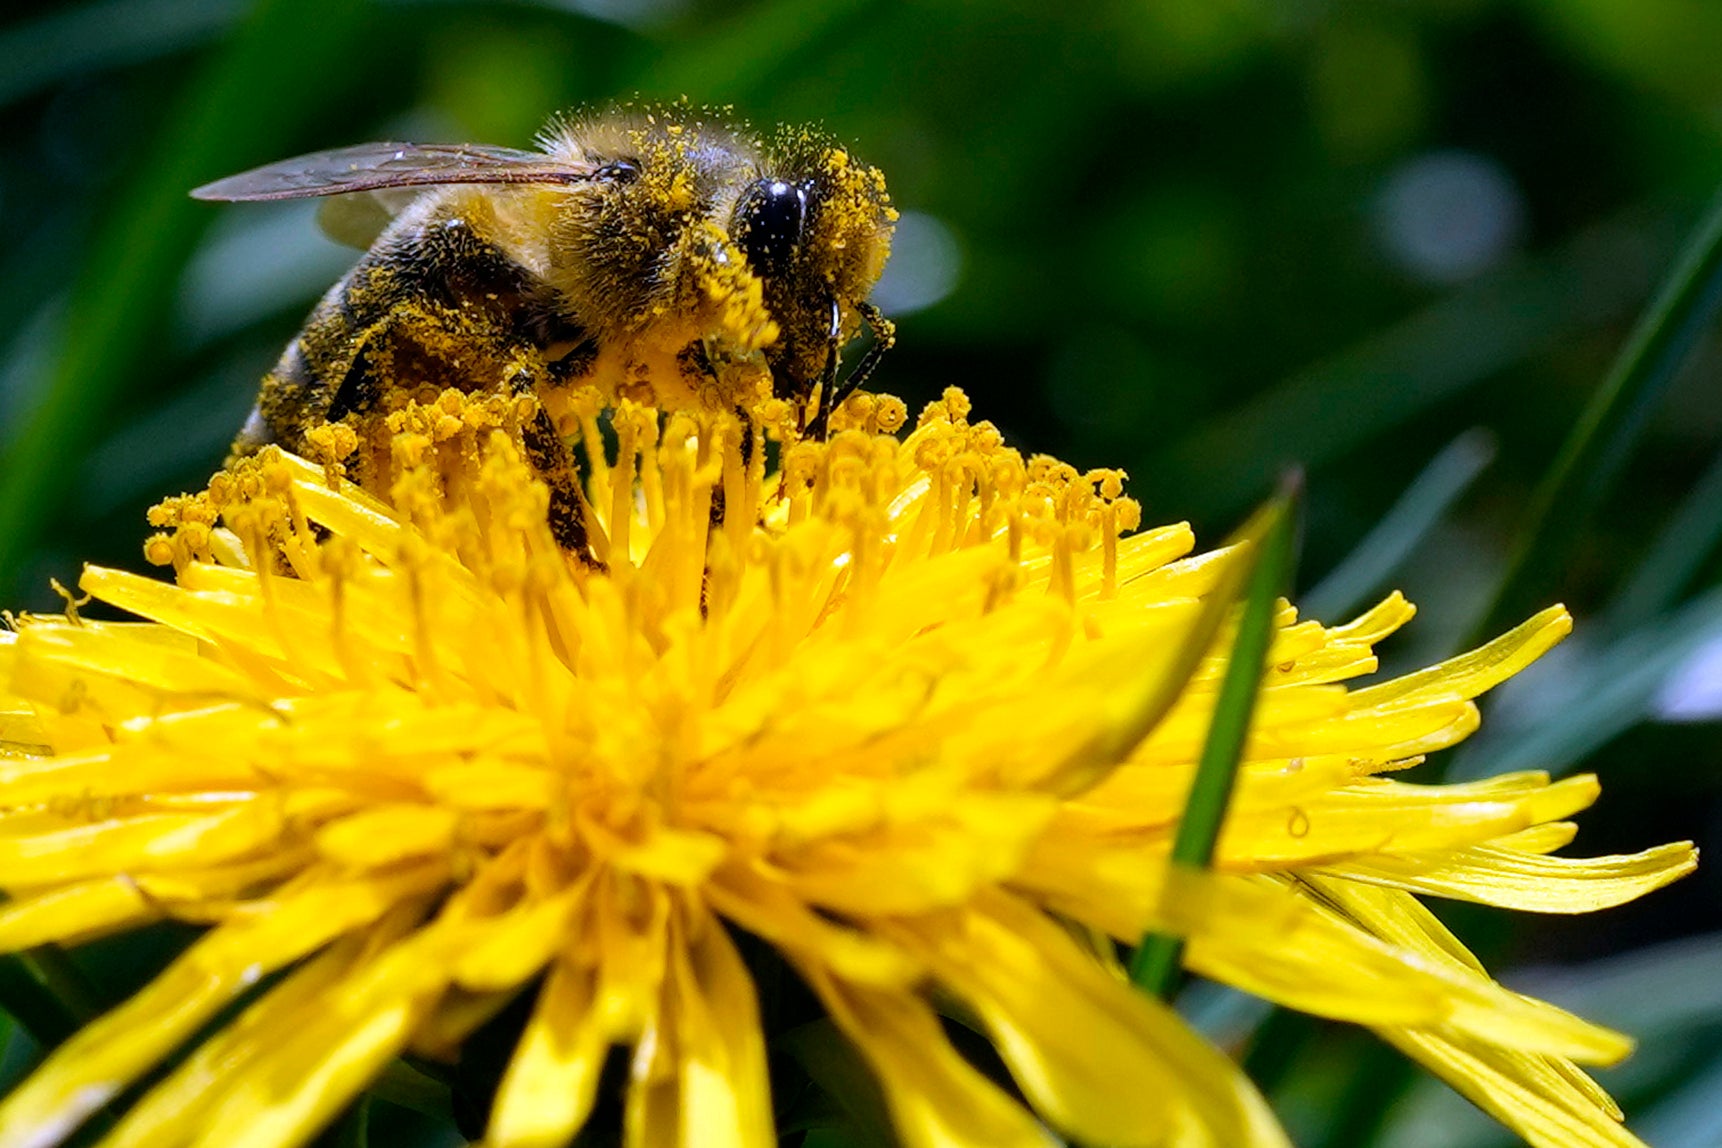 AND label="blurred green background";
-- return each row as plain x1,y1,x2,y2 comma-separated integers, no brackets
3,0,1722,1144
